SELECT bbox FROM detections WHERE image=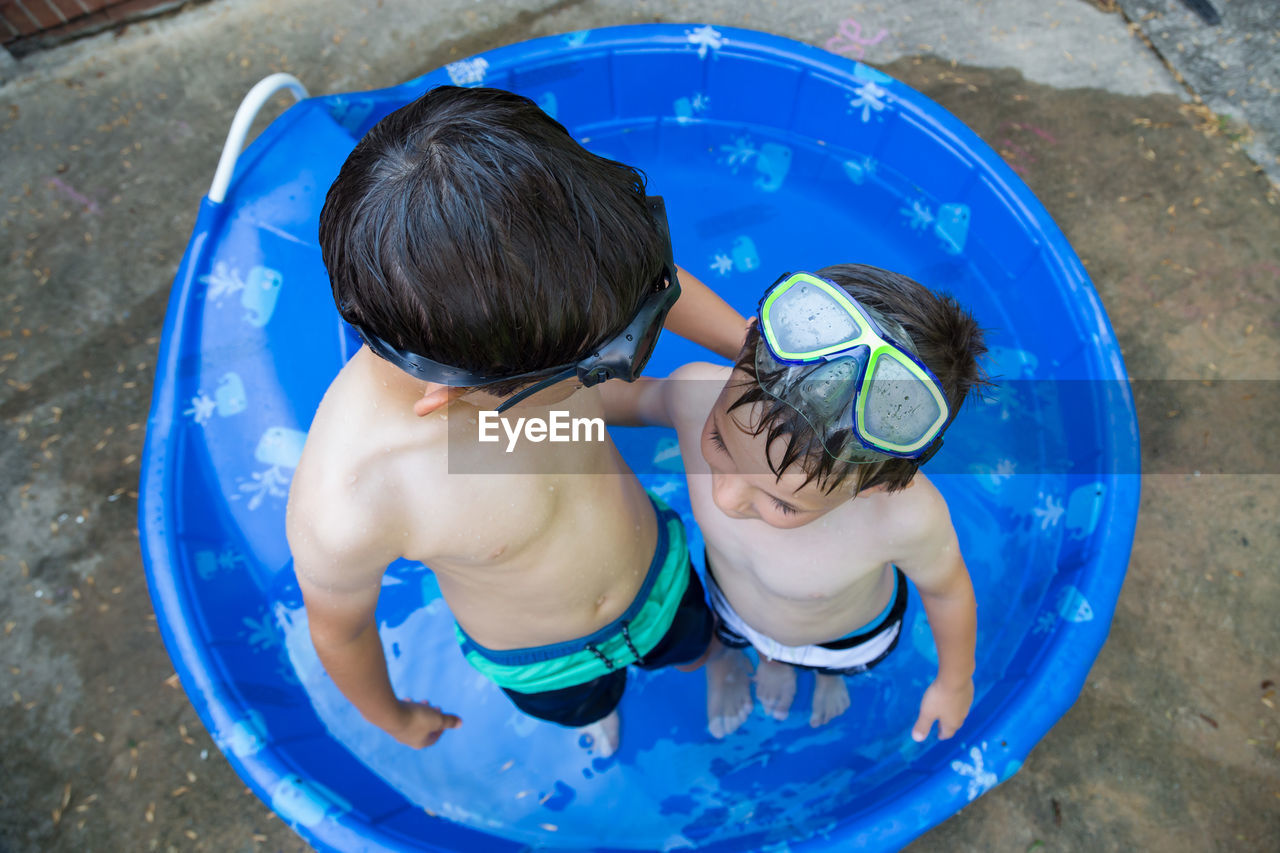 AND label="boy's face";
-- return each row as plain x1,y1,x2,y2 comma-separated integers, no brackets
699,371,852,530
